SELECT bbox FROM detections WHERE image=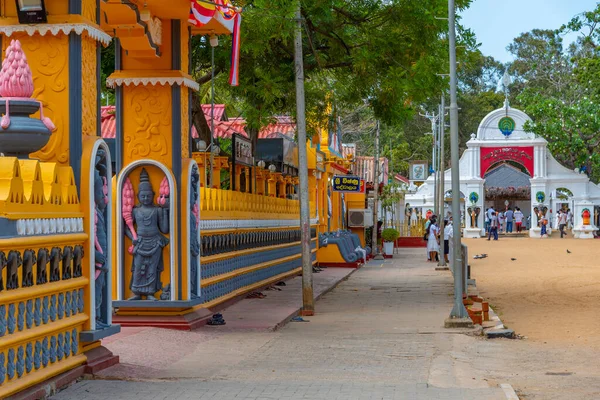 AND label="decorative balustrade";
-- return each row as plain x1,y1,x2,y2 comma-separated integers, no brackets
199,243,317,307
200,228,317,257
0,234,89,398
199,187,302,220
398,220,426,237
